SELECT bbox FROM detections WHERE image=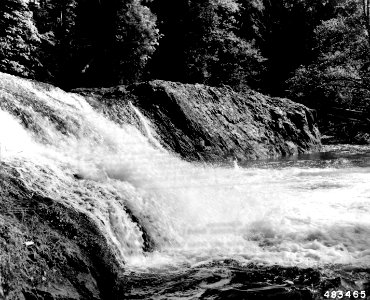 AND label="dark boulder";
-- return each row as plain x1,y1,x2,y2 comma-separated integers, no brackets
79,81,321,161
0,163,122,300
129,81,321,161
